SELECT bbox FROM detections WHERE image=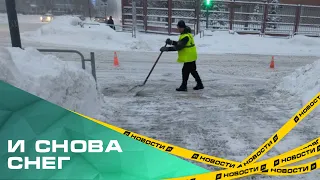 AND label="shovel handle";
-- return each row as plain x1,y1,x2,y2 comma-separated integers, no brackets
142,44,167,86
